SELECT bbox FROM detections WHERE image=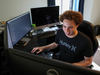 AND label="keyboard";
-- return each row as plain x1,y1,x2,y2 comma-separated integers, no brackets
34,29,43,34
31,50,53,59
